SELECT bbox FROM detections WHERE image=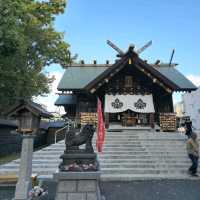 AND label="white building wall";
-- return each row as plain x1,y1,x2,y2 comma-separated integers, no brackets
183,87,200,130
